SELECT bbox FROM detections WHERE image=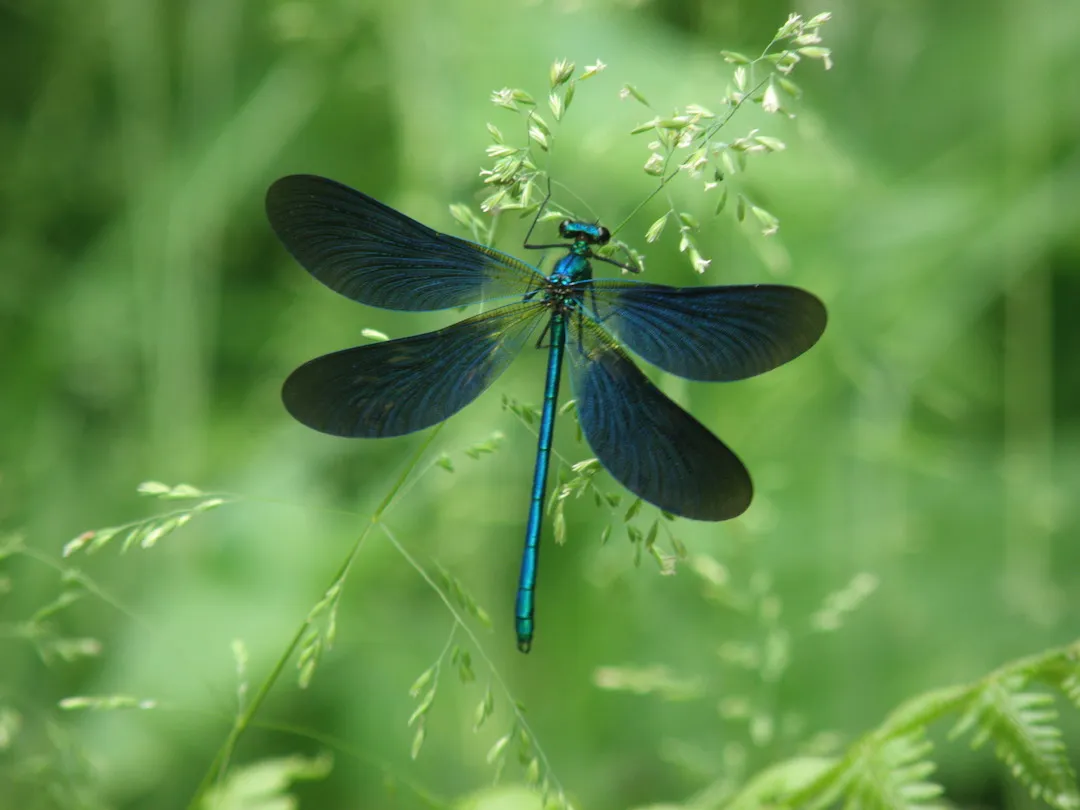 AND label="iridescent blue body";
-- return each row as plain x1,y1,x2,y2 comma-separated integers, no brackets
267,174,828,653
515,241,596,651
